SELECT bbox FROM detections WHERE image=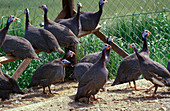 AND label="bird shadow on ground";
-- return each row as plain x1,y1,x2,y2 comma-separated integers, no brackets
67,95,94,109
160,91,170,95
120,96,170,102
119,91,170,102
0,99,17,109
21,92,55,99
53,81,78,92
107,88,134,94
53,85,75,92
